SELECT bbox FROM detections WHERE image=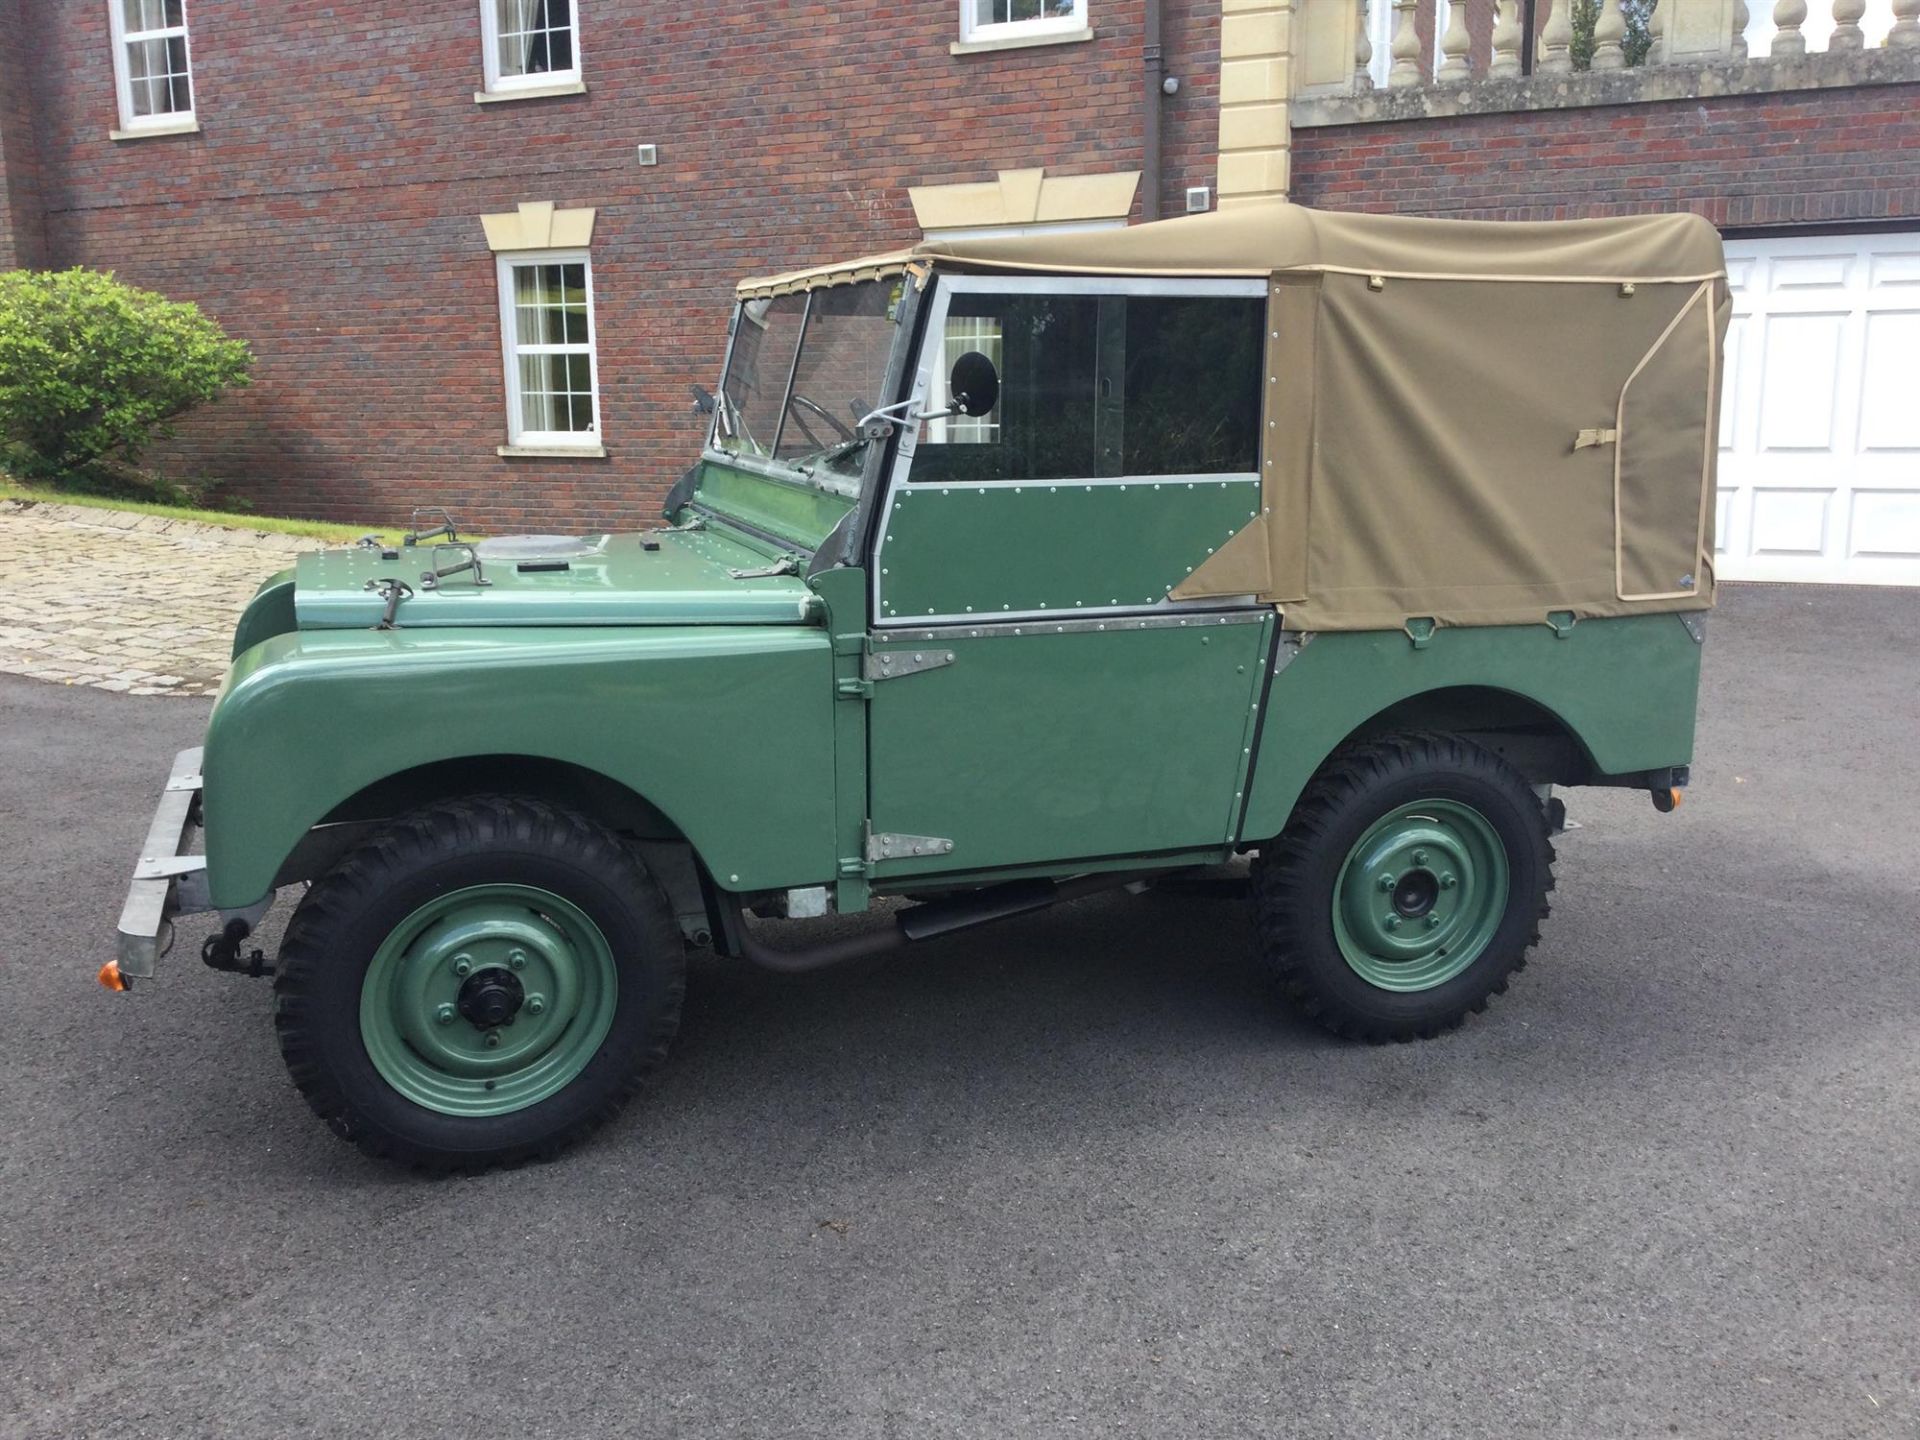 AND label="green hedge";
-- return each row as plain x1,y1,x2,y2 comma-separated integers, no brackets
0,268,251,487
